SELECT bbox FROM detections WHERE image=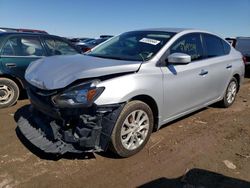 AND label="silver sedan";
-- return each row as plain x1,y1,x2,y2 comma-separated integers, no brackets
21,28,245,157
